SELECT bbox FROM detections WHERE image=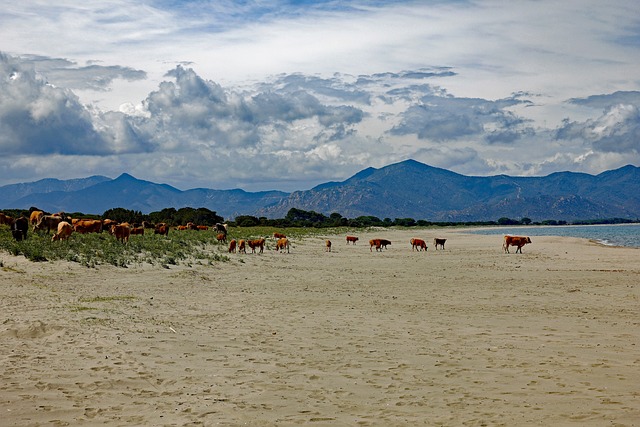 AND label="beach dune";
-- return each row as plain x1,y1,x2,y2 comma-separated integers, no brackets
1,229,639,426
